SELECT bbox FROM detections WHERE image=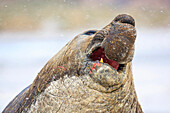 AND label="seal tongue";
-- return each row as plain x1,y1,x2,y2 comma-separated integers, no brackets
90,48,119,70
